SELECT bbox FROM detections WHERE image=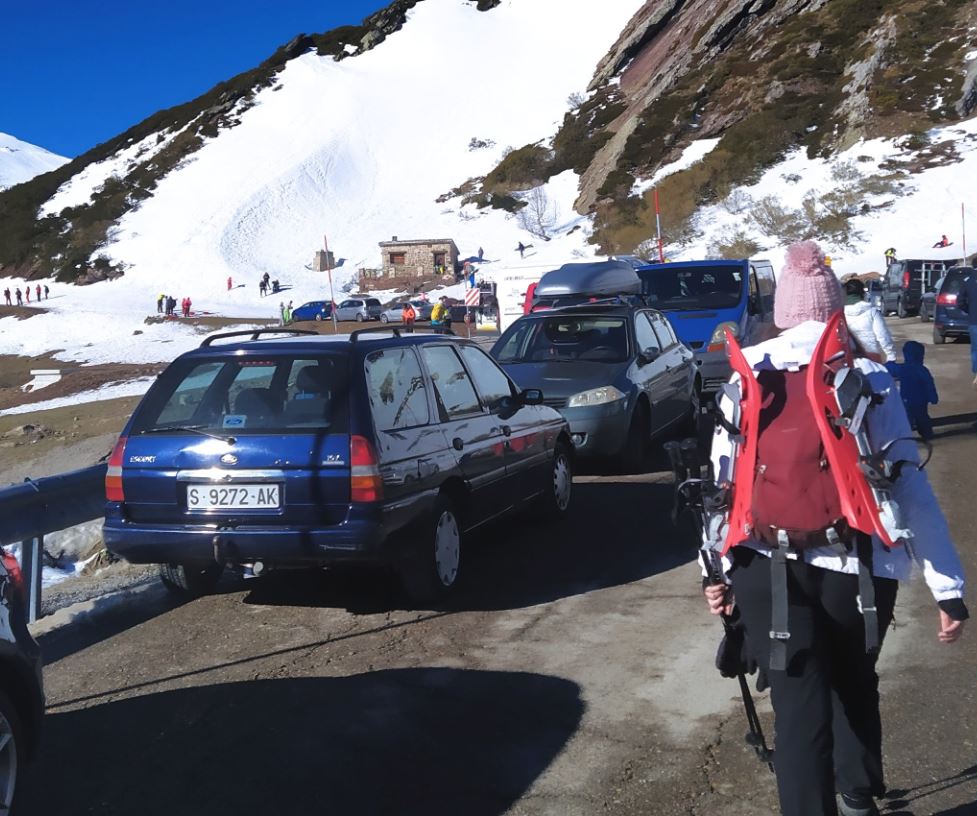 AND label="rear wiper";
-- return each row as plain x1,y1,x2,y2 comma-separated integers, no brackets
140,425,237,444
